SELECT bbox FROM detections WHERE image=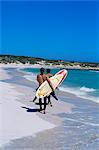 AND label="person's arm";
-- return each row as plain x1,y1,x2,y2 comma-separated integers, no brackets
46,76,54,92
37,75,40,83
